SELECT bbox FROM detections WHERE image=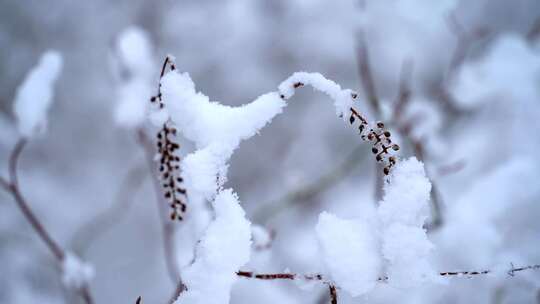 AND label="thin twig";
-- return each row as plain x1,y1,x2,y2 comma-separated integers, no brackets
237,263,540,283
237,264,540,304
0,138,94,304
328,285,338,304
137,129,184,289
8,138,27,186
